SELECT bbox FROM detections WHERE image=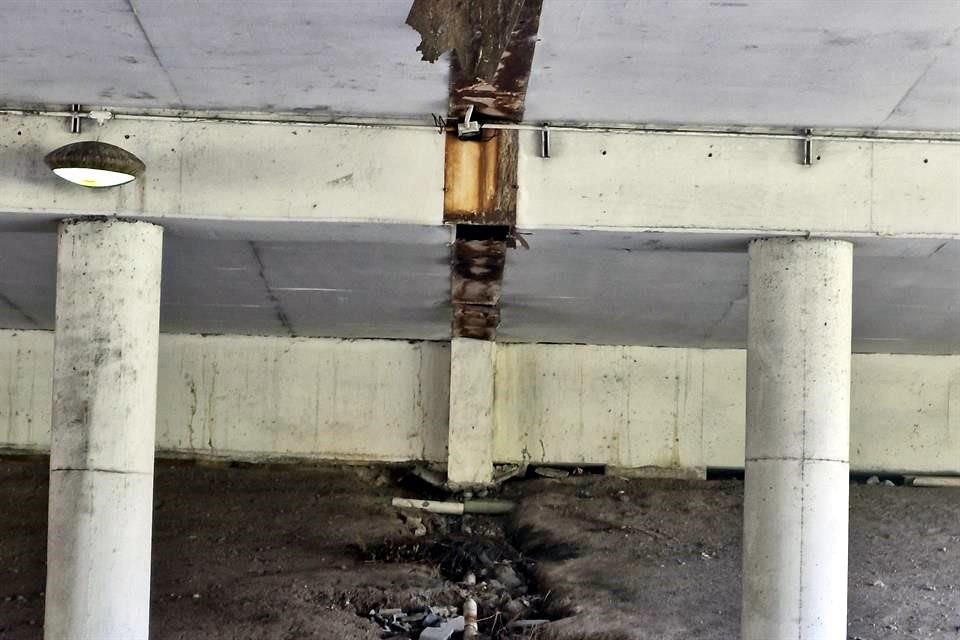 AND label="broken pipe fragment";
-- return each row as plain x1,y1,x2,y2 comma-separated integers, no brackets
392,497,515,515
